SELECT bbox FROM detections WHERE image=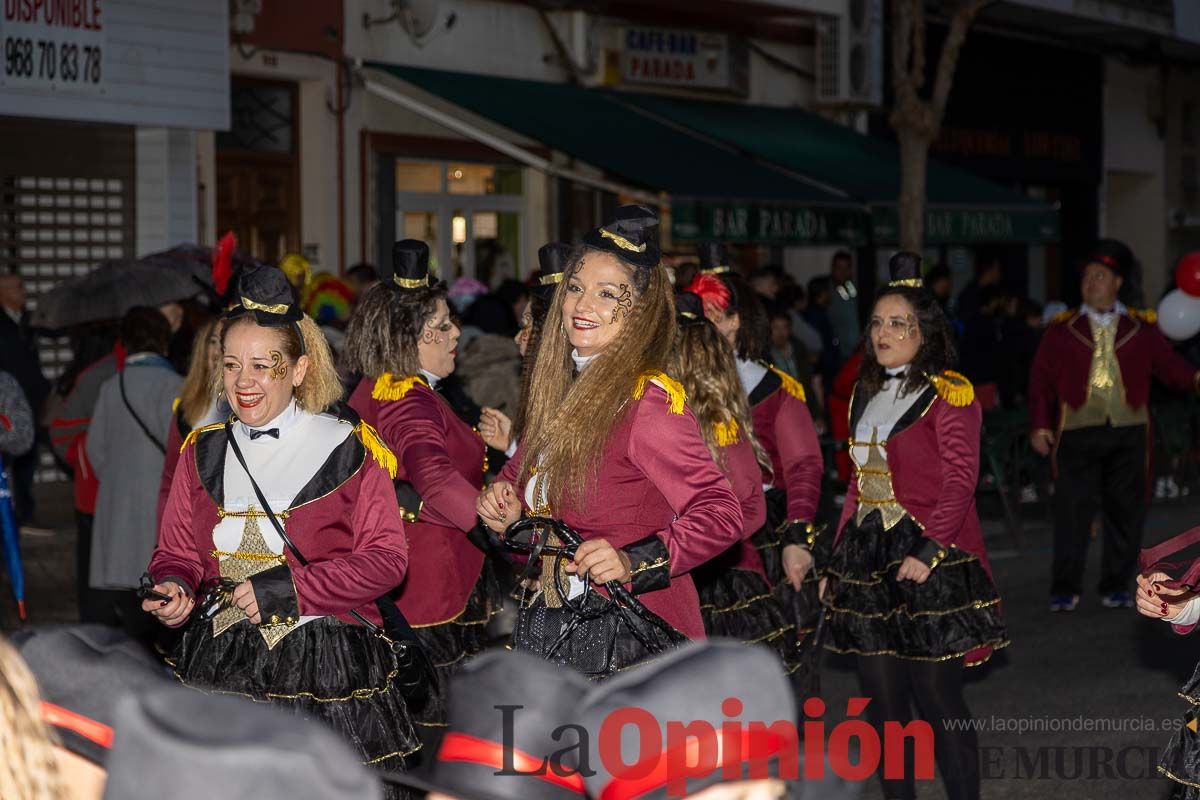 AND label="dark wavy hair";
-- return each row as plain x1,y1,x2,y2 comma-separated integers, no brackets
343,281,448,377
857,285,957,400
719,272,769,361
